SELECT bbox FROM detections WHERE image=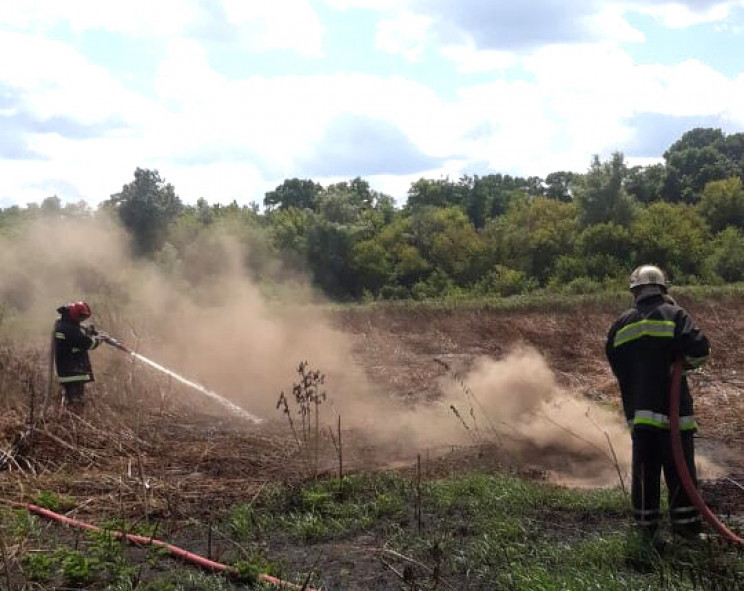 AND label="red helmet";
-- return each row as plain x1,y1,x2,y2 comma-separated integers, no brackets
64,301,92,321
